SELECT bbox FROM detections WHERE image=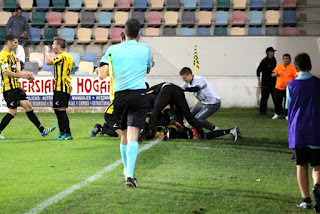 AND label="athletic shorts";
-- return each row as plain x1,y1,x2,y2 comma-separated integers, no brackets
293,147,320,166
103,113,119,131
113,89,148,130
53,91,70,109
3,88,28,109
